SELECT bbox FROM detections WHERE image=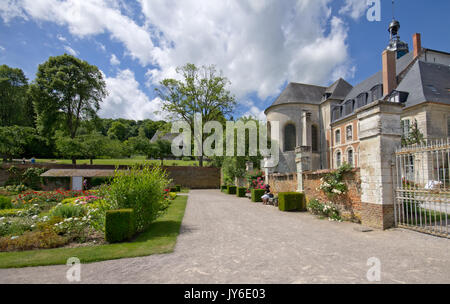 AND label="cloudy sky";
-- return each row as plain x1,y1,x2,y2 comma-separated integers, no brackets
1,0,449,121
